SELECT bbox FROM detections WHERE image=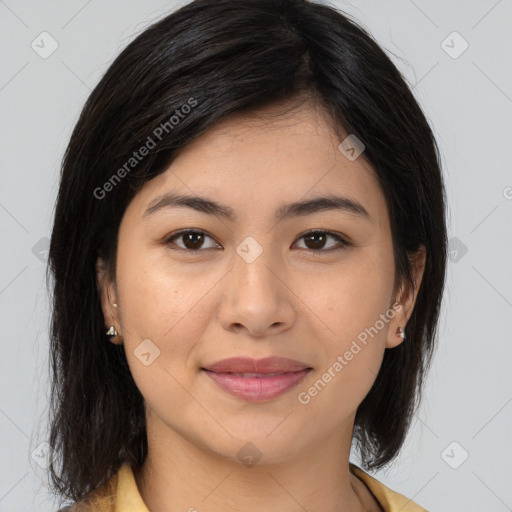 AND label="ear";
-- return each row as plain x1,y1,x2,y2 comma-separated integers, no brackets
386,245,426,349
96,256,123,345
